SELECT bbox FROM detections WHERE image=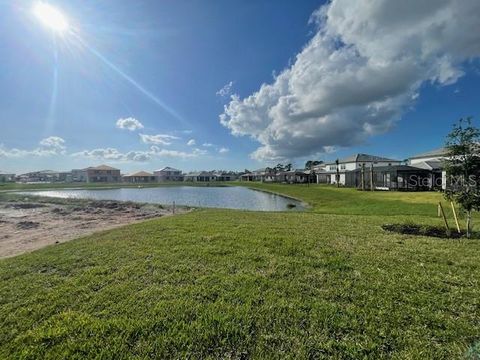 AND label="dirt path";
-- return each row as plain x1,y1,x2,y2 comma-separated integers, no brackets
0,195,187,259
